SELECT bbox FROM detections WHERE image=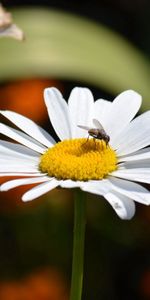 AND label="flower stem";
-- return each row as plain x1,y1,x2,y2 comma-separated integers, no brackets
70,189,86,300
